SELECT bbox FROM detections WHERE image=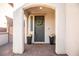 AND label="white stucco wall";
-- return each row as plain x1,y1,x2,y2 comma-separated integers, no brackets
0,33,8,46
45,12,55,43
66,4,79,56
